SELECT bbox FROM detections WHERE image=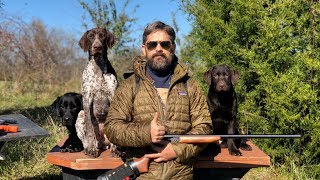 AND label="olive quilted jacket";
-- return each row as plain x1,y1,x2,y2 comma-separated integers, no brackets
105,56,212,180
